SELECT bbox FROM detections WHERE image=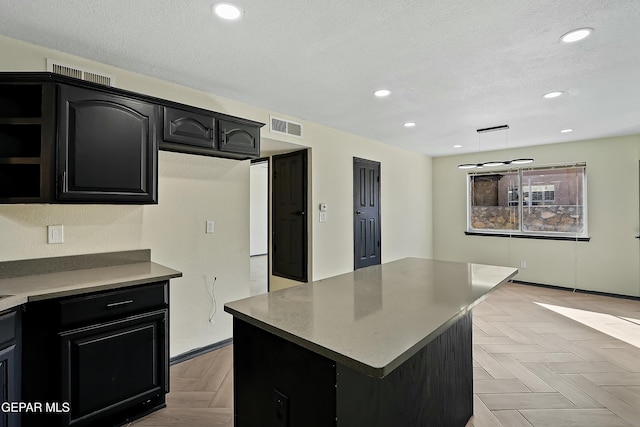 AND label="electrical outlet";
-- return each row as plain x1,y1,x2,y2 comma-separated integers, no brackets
520,260,527,269
48,225,64,244
206,220,215,234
